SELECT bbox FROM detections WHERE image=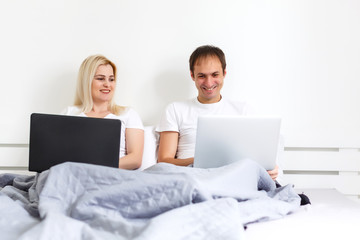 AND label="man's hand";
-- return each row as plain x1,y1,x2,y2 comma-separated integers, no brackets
267,165,279,180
